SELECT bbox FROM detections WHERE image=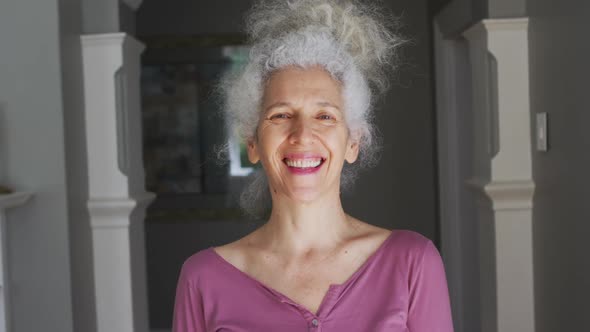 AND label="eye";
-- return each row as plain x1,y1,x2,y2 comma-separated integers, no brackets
317,113,337,121
268,113,291,120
